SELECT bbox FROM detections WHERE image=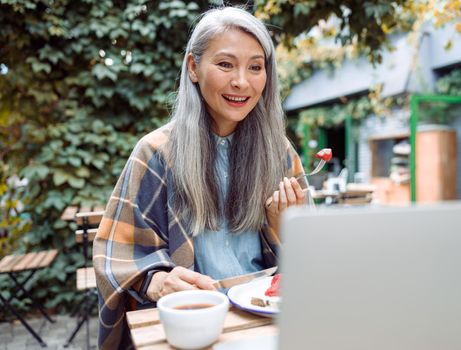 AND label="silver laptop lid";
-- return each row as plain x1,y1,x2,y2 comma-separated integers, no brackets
278,202,461,350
